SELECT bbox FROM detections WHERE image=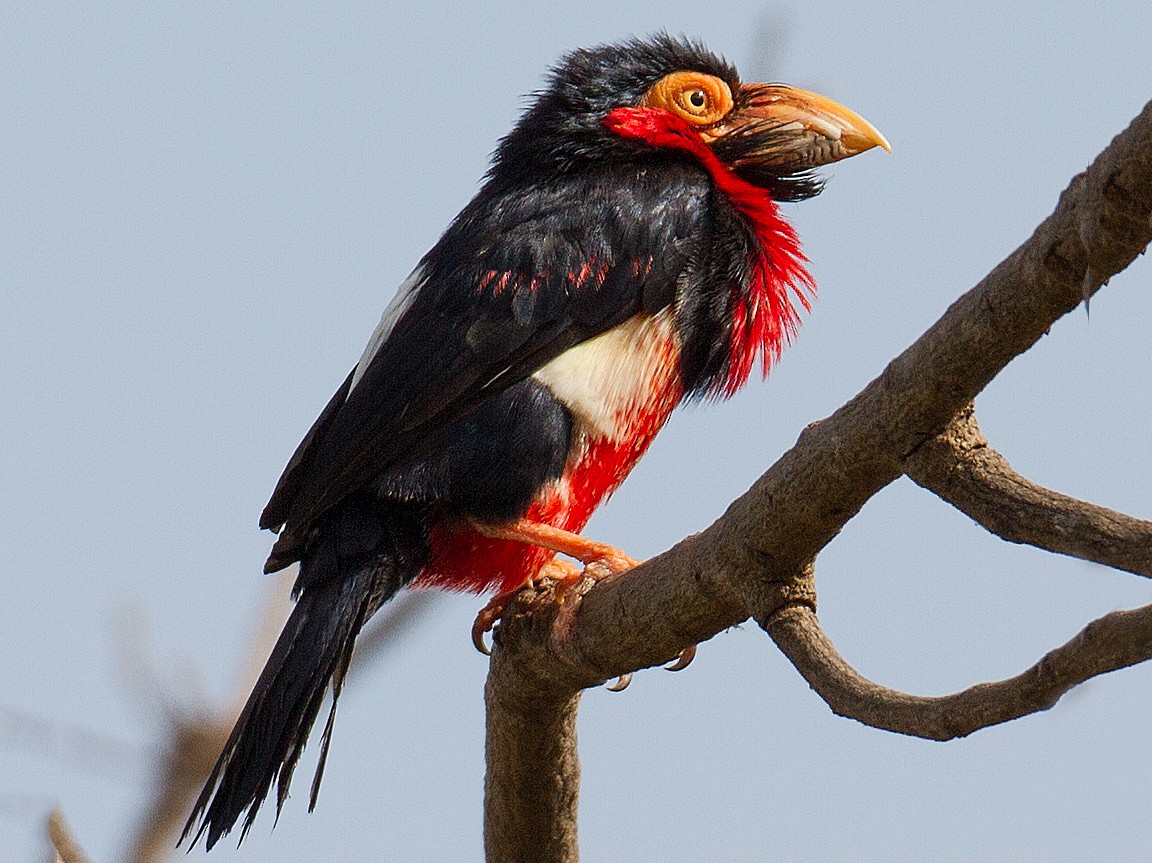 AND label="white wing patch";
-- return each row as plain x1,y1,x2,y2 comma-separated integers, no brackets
350,265,425,392
532,309,679,441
